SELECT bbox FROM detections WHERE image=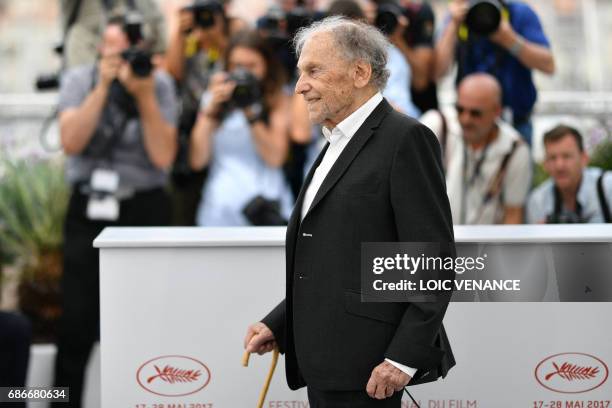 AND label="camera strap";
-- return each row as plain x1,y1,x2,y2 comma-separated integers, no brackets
461,138,519,224
87,67,132,164
64,0,84,42
596,171,611,223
